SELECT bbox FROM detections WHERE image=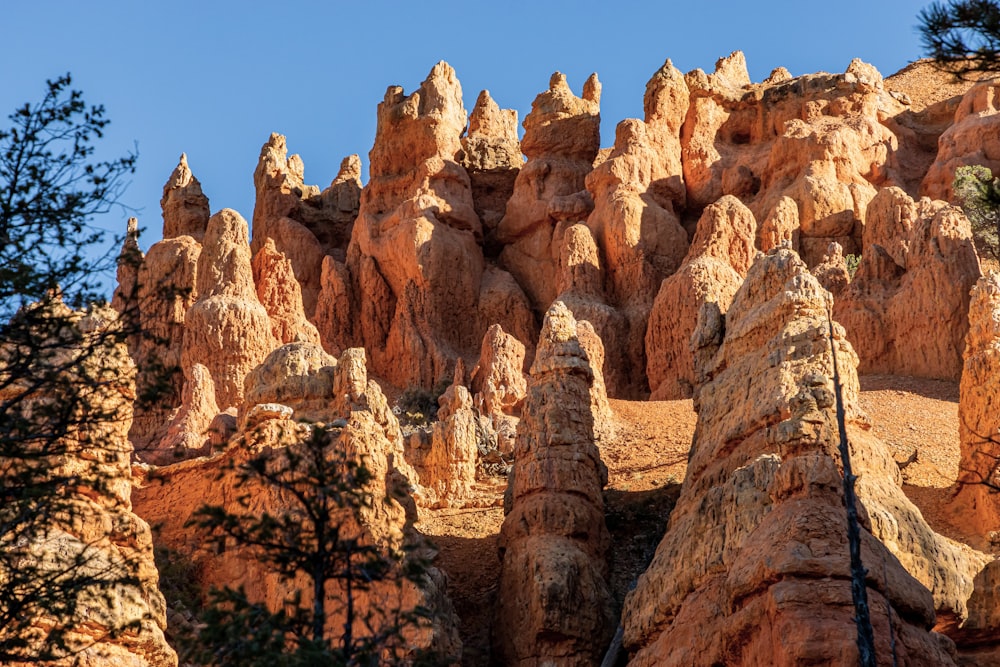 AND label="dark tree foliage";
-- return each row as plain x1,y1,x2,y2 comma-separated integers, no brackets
0,75,144,661
918,0,1000,78
186,425,435,667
